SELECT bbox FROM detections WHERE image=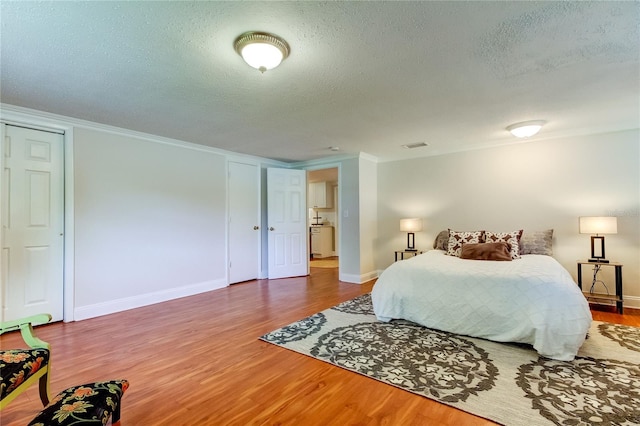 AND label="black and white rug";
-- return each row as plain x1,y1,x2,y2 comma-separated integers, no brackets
260,294,640,426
